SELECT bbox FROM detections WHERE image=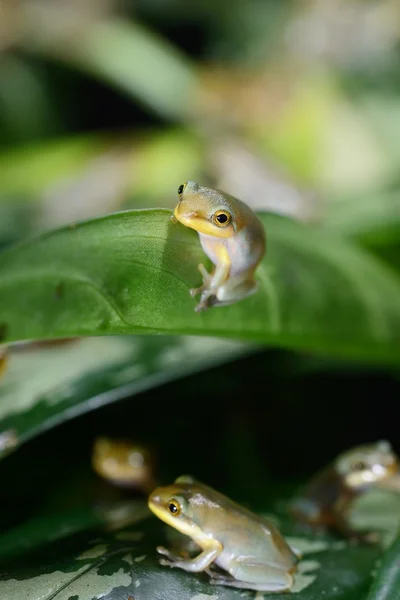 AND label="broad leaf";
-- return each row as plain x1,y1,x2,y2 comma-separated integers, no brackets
324,190,400,248
0,210,399,362
366,534,400,600
0,451,398,599
0,335,248,457
0,507,388,600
